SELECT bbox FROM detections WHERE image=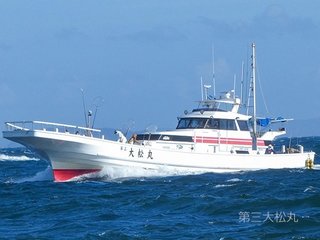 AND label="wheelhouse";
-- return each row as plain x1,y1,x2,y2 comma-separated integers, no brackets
176,117,249,131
